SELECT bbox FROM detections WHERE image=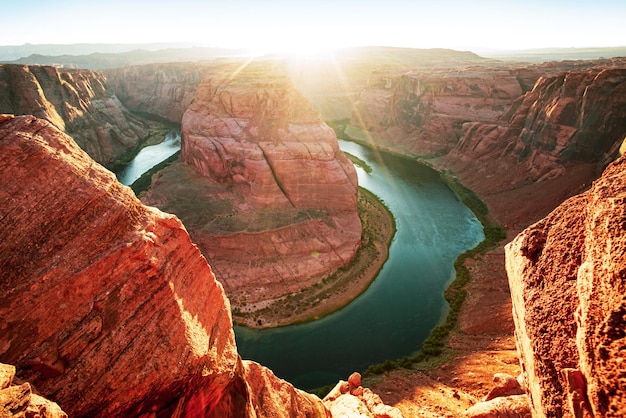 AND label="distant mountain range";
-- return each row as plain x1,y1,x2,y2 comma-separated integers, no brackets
1,43,625,70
